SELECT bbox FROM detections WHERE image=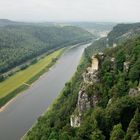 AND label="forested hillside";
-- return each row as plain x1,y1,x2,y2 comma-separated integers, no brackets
0,23,92,74
25,23,140,140
69,22,115,37
107,22,140,46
